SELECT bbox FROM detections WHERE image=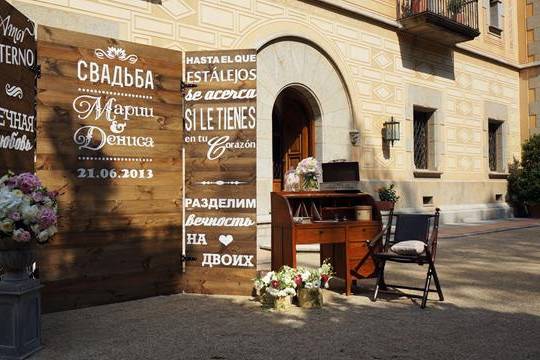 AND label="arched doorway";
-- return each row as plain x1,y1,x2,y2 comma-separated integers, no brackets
272,86,320,191
254,39,352,243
